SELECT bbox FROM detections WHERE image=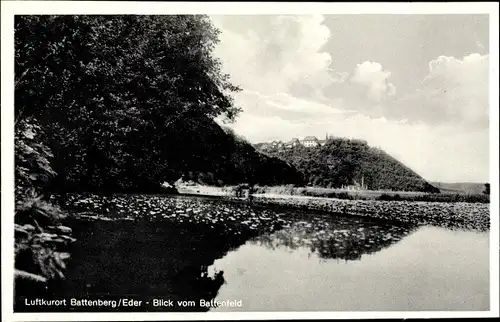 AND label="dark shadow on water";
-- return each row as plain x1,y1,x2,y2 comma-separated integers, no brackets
16,218,253,312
